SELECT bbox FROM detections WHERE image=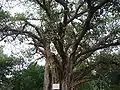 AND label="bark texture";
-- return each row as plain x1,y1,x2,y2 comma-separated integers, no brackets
44,64,71,90
43,52,72,90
